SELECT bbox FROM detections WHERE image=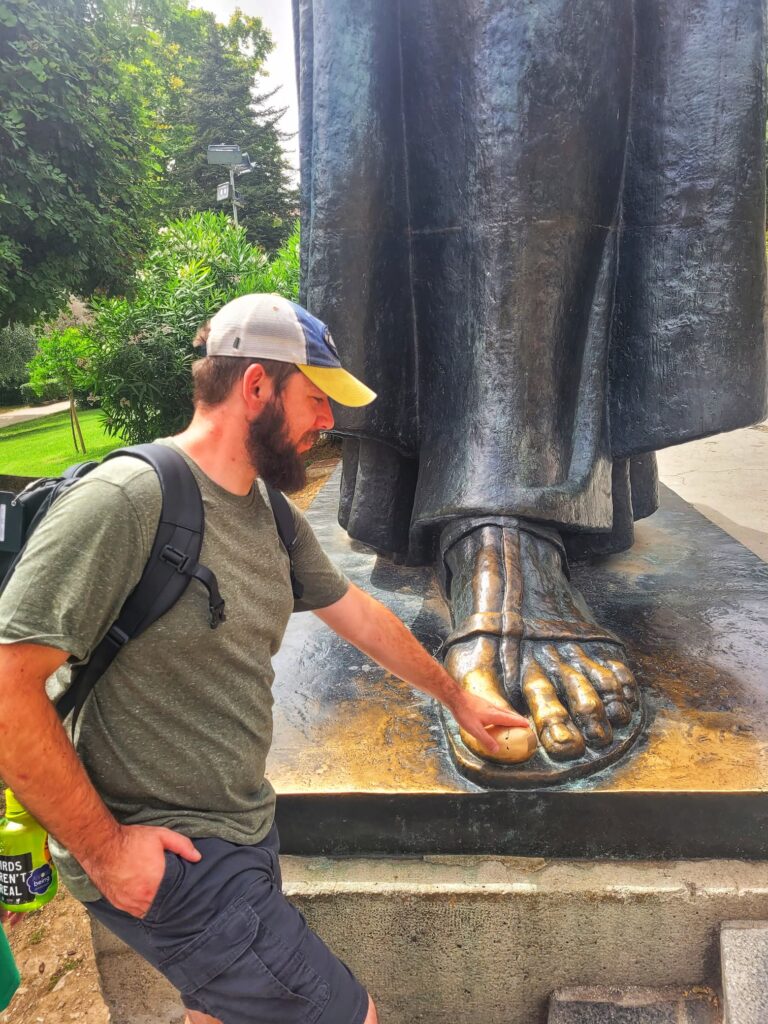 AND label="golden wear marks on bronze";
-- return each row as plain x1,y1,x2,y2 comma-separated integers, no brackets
271,692,458,794
606,709,768,793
